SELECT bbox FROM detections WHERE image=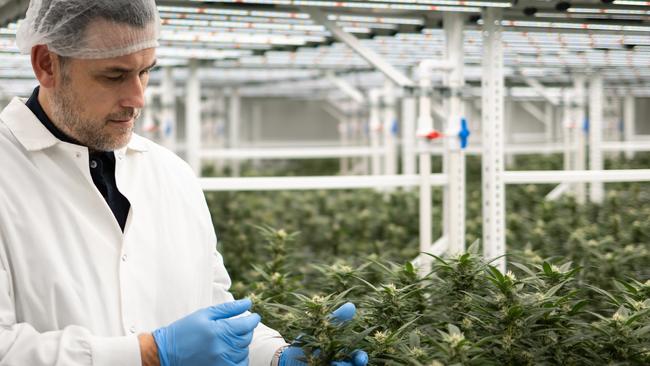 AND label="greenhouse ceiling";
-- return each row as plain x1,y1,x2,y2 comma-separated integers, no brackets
0,0,648,97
